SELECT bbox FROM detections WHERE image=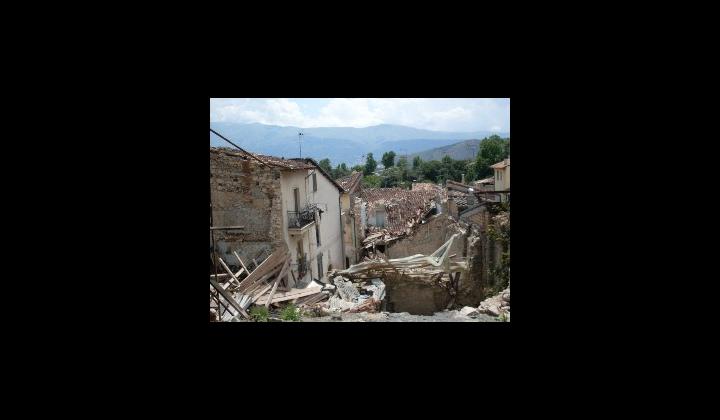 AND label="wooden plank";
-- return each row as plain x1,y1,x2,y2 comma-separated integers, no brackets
254,286,322,306
210,225,245,230
218,257,241,286
264,259,289,308
209,277,250,319
233,251,249,277
210,267,244,280
237,247,288,290
239,262,284,294
247,282,275,307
